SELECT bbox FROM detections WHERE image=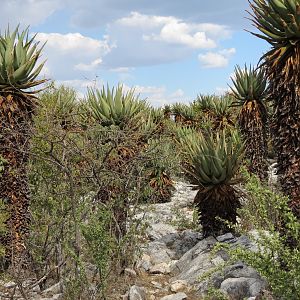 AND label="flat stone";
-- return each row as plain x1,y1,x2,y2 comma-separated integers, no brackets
224,263,261,280
147,223,177,241
125,268,137,277
160,292,188,300
137,254,152,271
170,236,218,284
150,263,170,274
146,241,172,264
220,277,266,299
3,281,16,288
169,280,187,292
129,285,146,300
42,283,62,296
211,256,225,266
151,281,163,289
158,230,202,259
216,233,236,243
